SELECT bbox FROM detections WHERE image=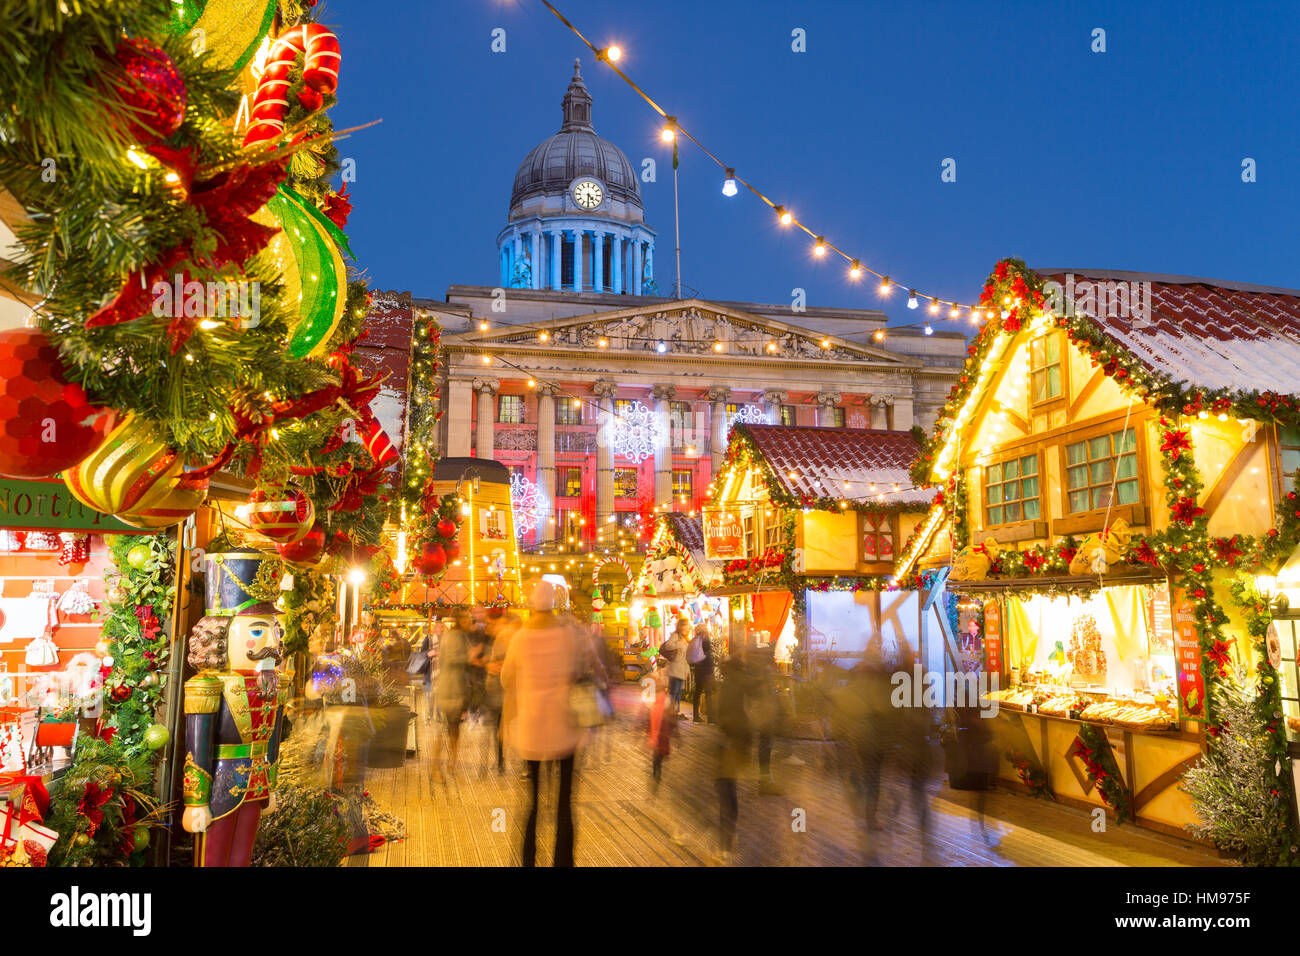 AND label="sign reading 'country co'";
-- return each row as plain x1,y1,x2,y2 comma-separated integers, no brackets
703,509,743,559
